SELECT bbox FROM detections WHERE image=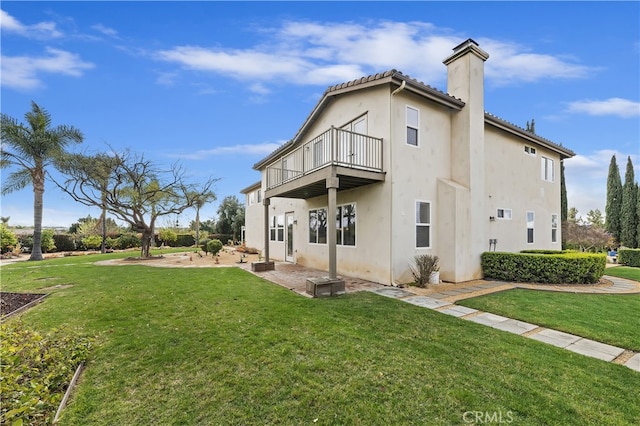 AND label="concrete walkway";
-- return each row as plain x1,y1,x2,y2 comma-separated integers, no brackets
370,275,640,373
